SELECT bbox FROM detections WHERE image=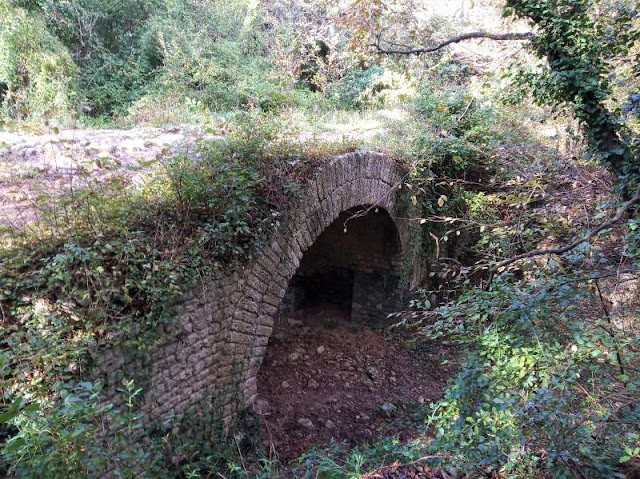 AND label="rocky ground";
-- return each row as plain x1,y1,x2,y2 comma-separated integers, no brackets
0,127,190,164
255,302,455,464
0,126,210,229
